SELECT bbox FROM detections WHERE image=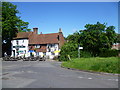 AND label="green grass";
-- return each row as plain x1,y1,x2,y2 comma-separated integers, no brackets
61,57,120,74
